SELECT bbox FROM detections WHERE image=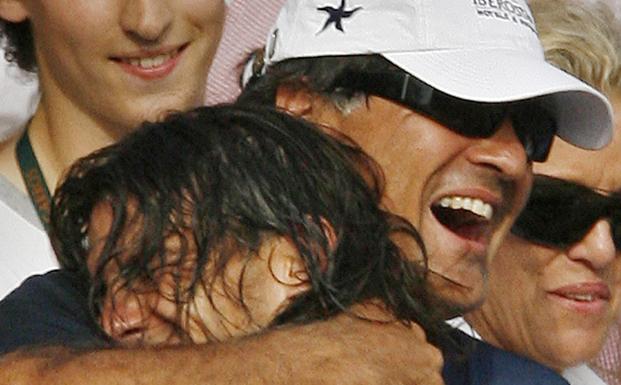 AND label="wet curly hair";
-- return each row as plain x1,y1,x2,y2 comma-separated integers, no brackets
51,104,448,343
